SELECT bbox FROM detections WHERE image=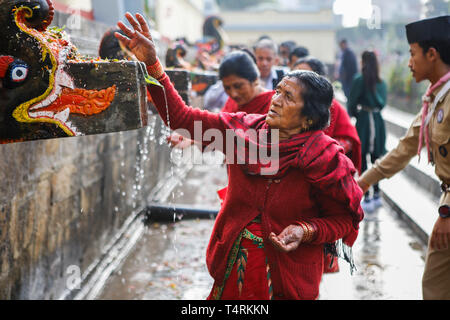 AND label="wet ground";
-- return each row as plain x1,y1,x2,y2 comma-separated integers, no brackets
98,154,427,300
